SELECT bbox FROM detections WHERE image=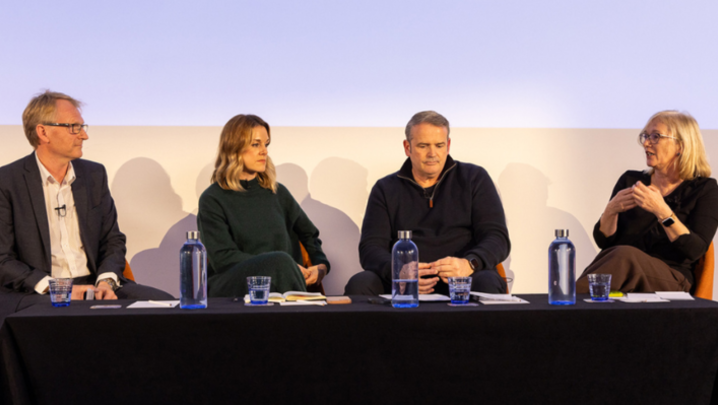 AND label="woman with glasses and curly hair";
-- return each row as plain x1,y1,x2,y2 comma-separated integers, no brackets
197,114,330,297
577,111,718,293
